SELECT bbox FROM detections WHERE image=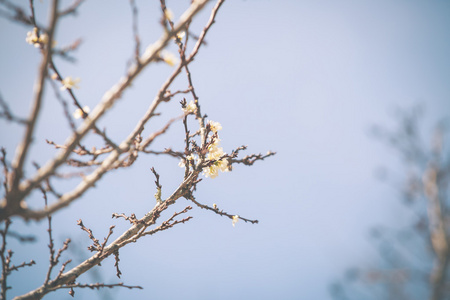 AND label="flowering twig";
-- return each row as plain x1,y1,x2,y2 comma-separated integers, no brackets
5,0,58,218
2,1,276,299
49,60,121,152
1,0,211,221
